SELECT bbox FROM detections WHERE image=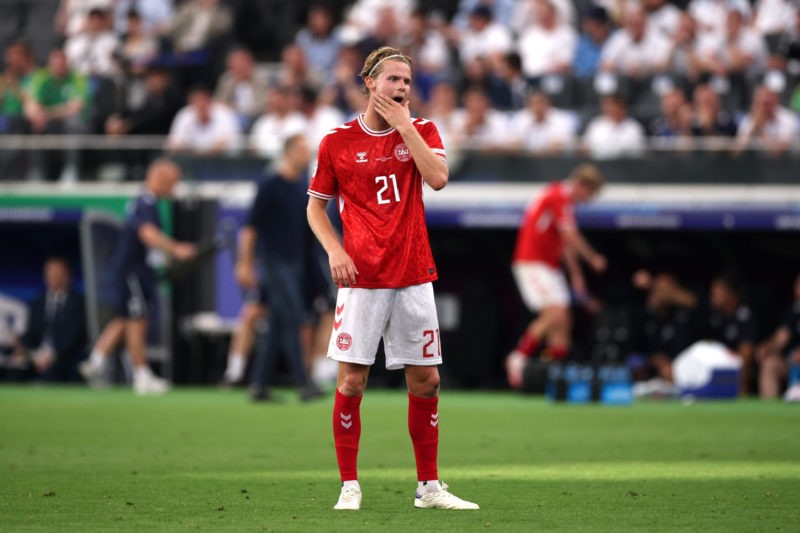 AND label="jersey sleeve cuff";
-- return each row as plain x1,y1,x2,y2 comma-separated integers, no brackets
308,189,335,201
